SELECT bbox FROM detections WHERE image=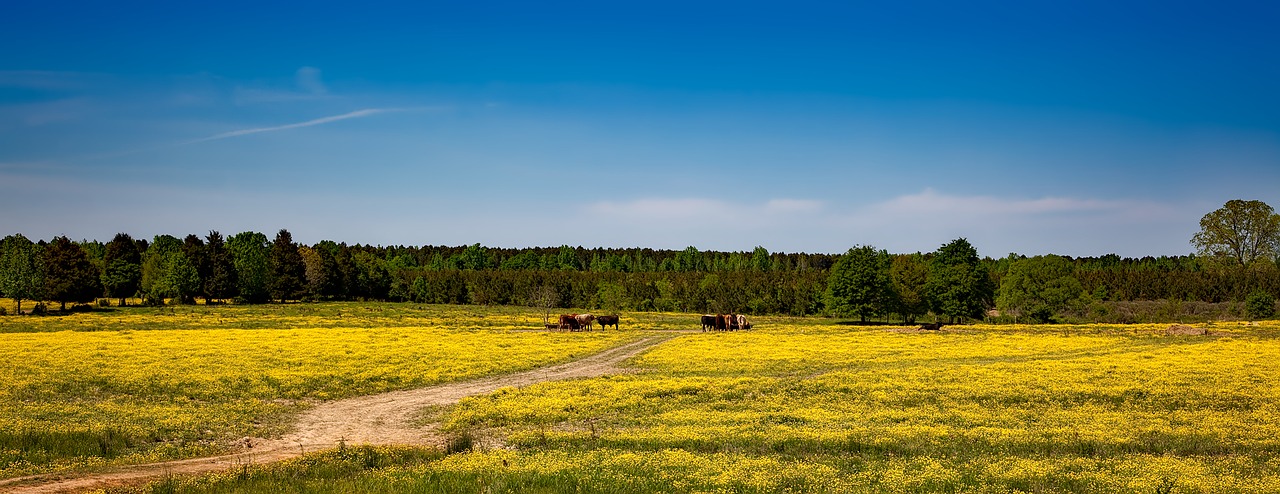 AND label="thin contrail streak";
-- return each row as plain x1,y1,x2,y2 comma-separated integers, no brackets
180,108,398,145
